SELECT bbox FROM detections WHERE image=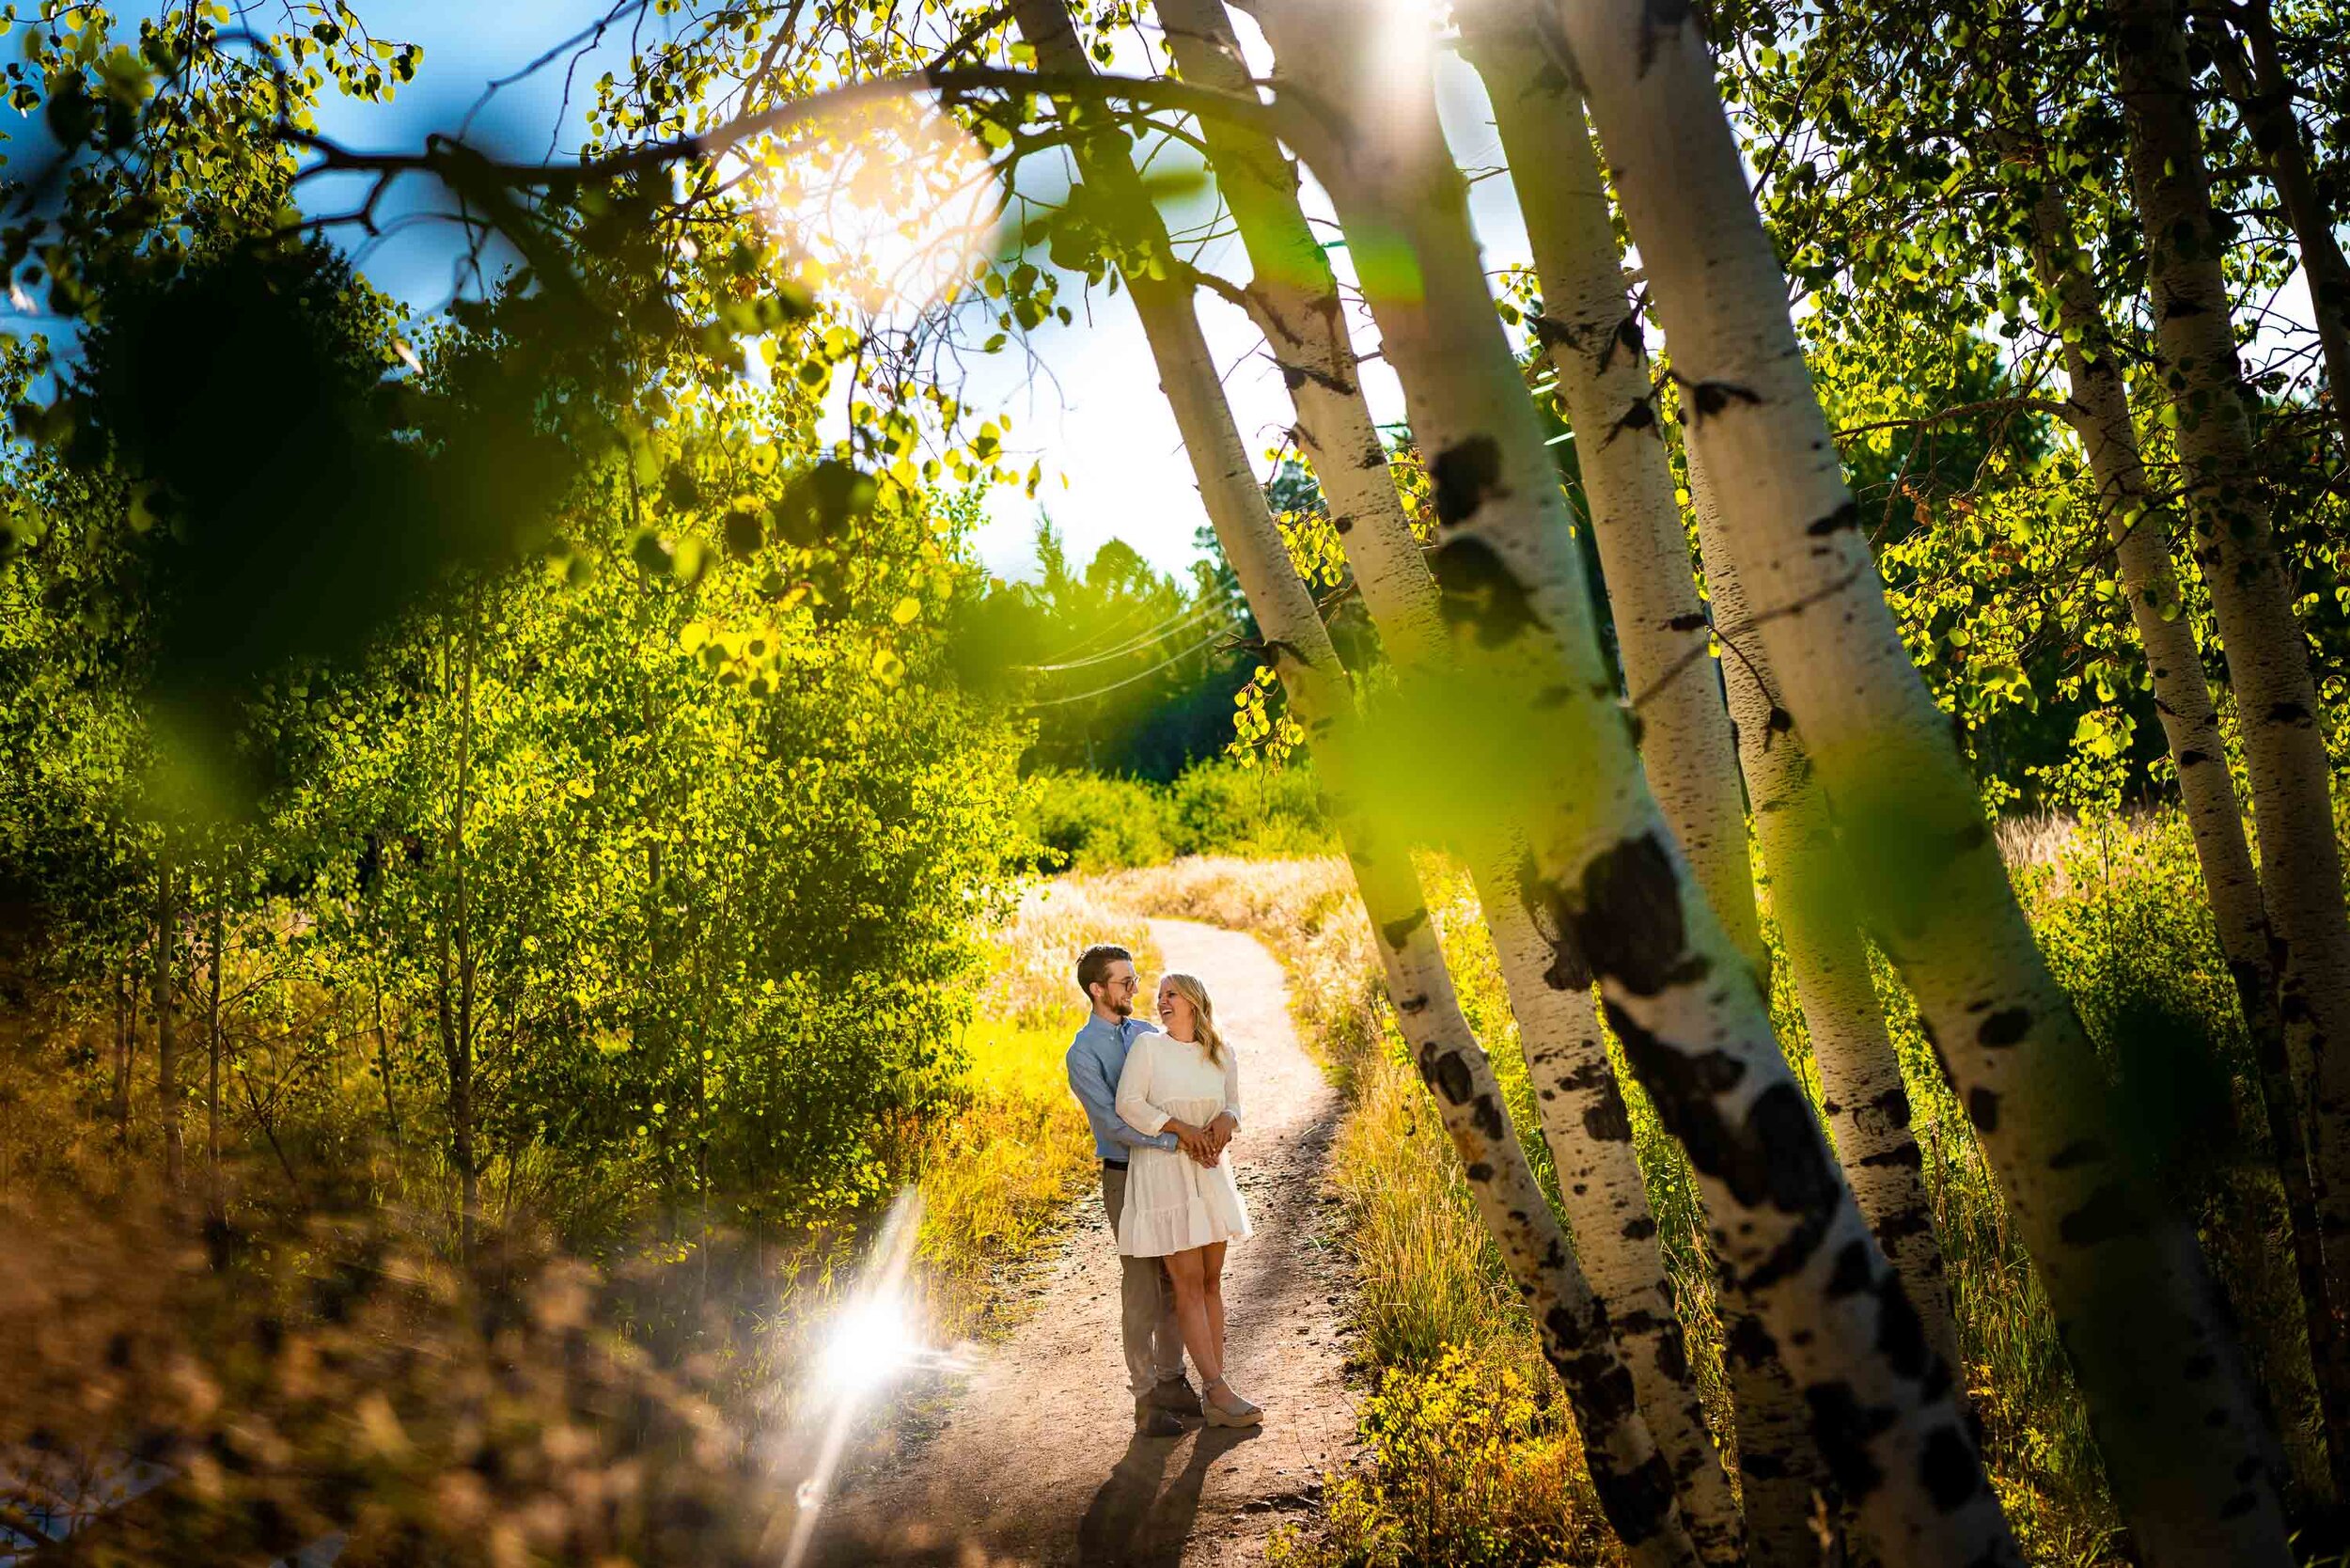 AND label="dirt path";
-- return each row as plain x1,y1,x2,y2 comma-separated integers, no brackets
812,917,1360,1566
